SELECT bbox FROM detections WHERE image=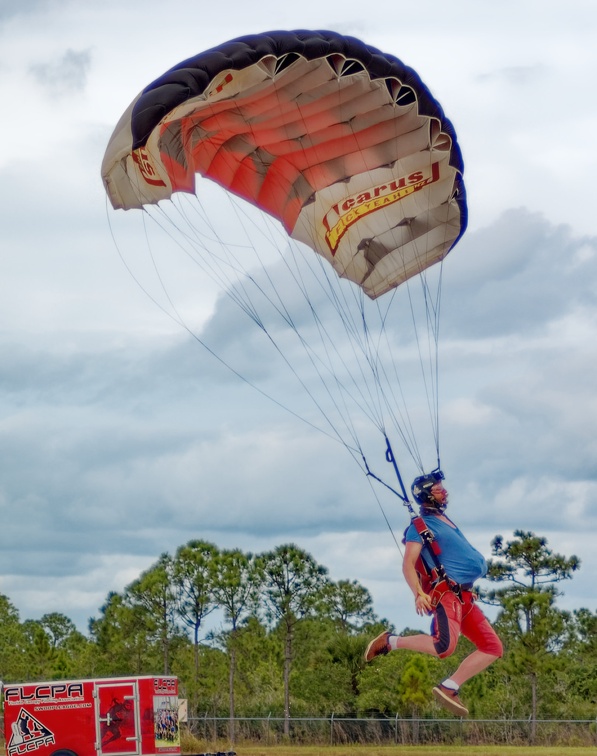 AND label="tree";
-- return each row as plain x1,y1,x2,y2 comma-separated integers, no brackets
90,591,161,675
482,530,579,735
258,544,328,736
325,631,368,701
319,579,377,632
223,614,283,715
279,616,356,715
211,548,262,743
485,531,580,591
34,613,91,679
21,621,57,679
558,608,597,717
0,594,29,681
398,655,434,742
126,553,180,674
173,540,219,686
357,648,442,719
39,613,78,649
